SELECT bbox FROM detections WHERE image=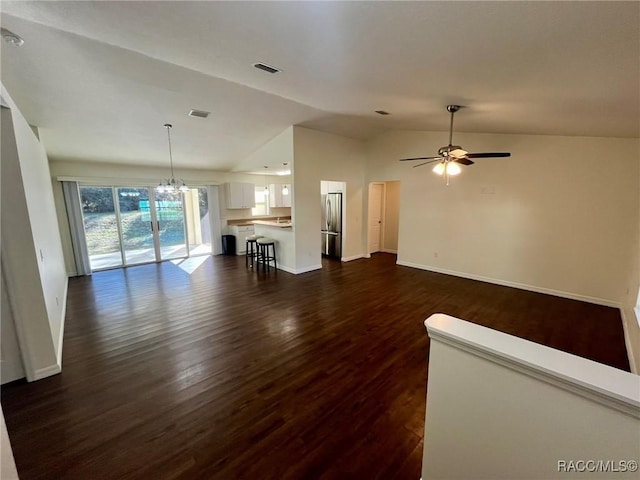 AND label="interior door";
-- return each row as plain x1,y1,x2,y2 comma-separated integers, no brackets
368,183,384,253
